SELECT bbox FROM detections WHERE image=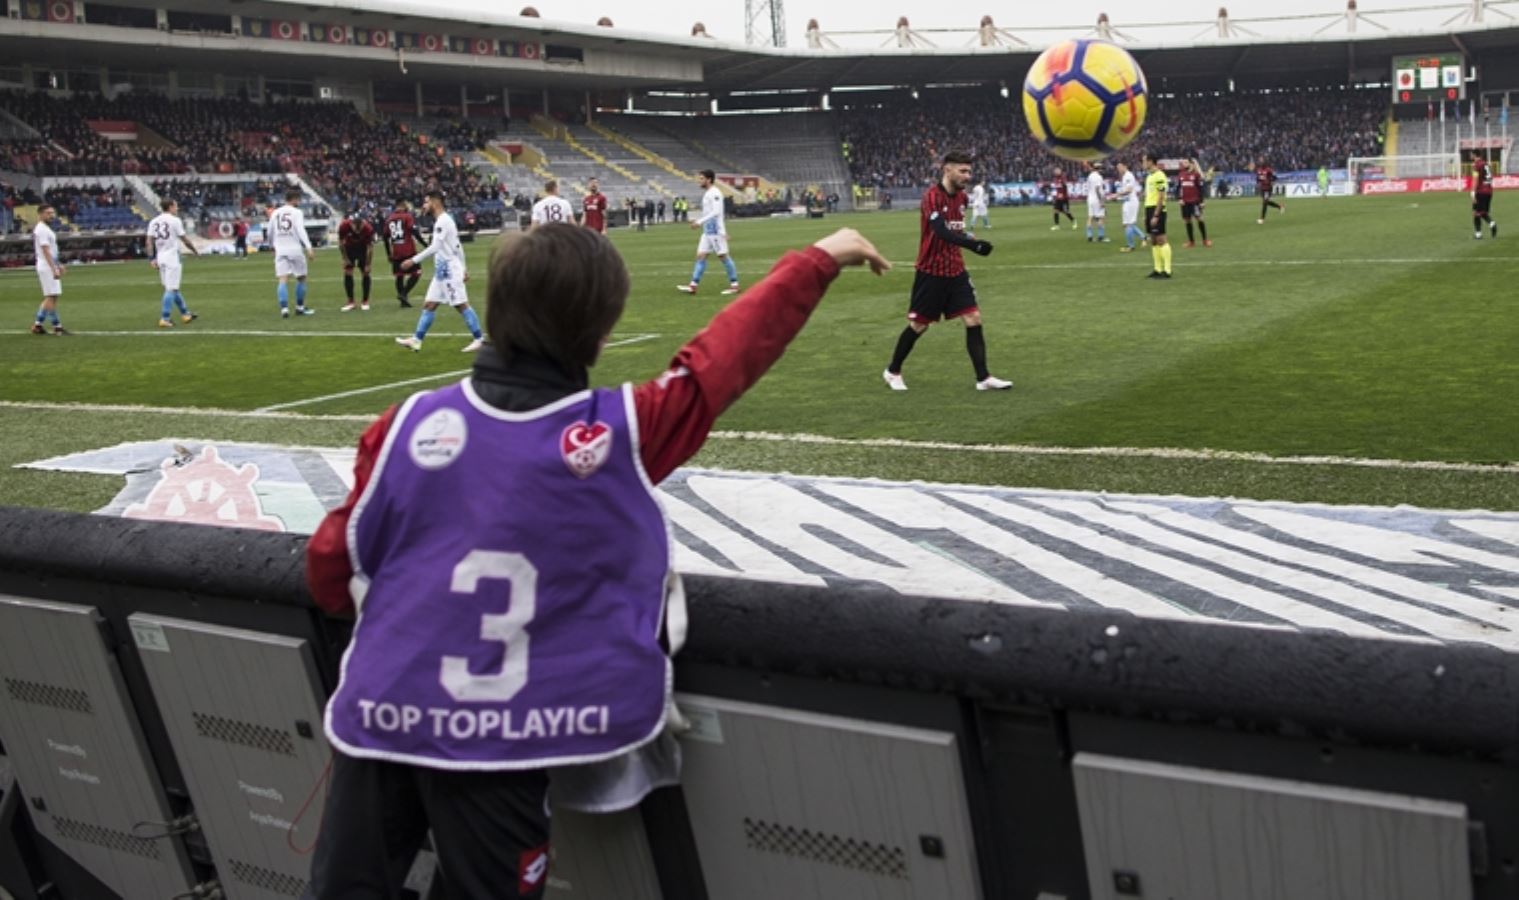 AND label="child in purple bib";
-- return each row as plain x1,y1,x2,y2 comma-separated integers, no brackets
305,224,889,898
